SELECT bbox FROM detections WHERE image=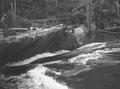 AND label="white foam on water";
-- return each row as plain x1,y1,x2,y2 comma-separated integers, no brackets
17,65,69,89
69,43,120,64
68,52,102,64
0,65,69,89
27,65,69,89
